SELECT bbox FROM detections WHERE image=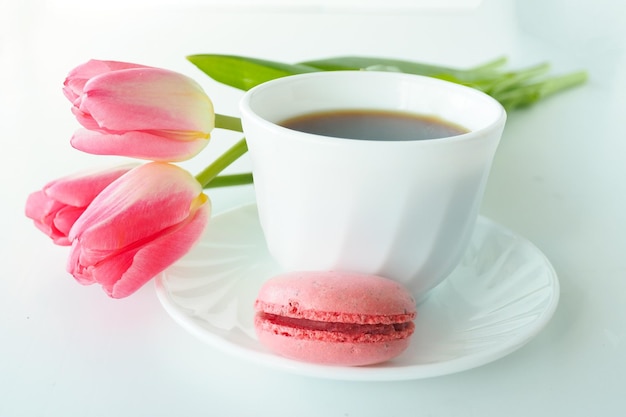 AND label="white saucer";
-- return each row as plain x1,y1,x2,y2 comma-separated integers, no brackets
155,203,559,381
